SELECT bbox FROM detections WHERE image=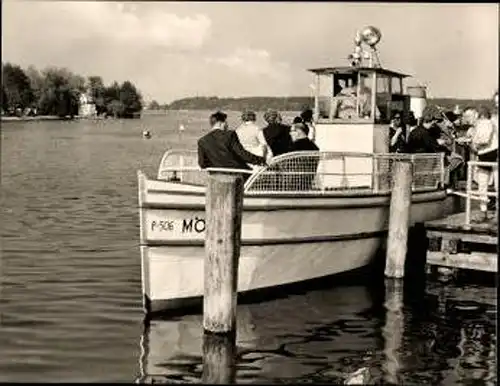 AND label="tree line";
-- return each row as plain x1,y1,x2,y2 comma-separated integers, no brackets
147,96,493,113
148,96,314,112
1,62,143,119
